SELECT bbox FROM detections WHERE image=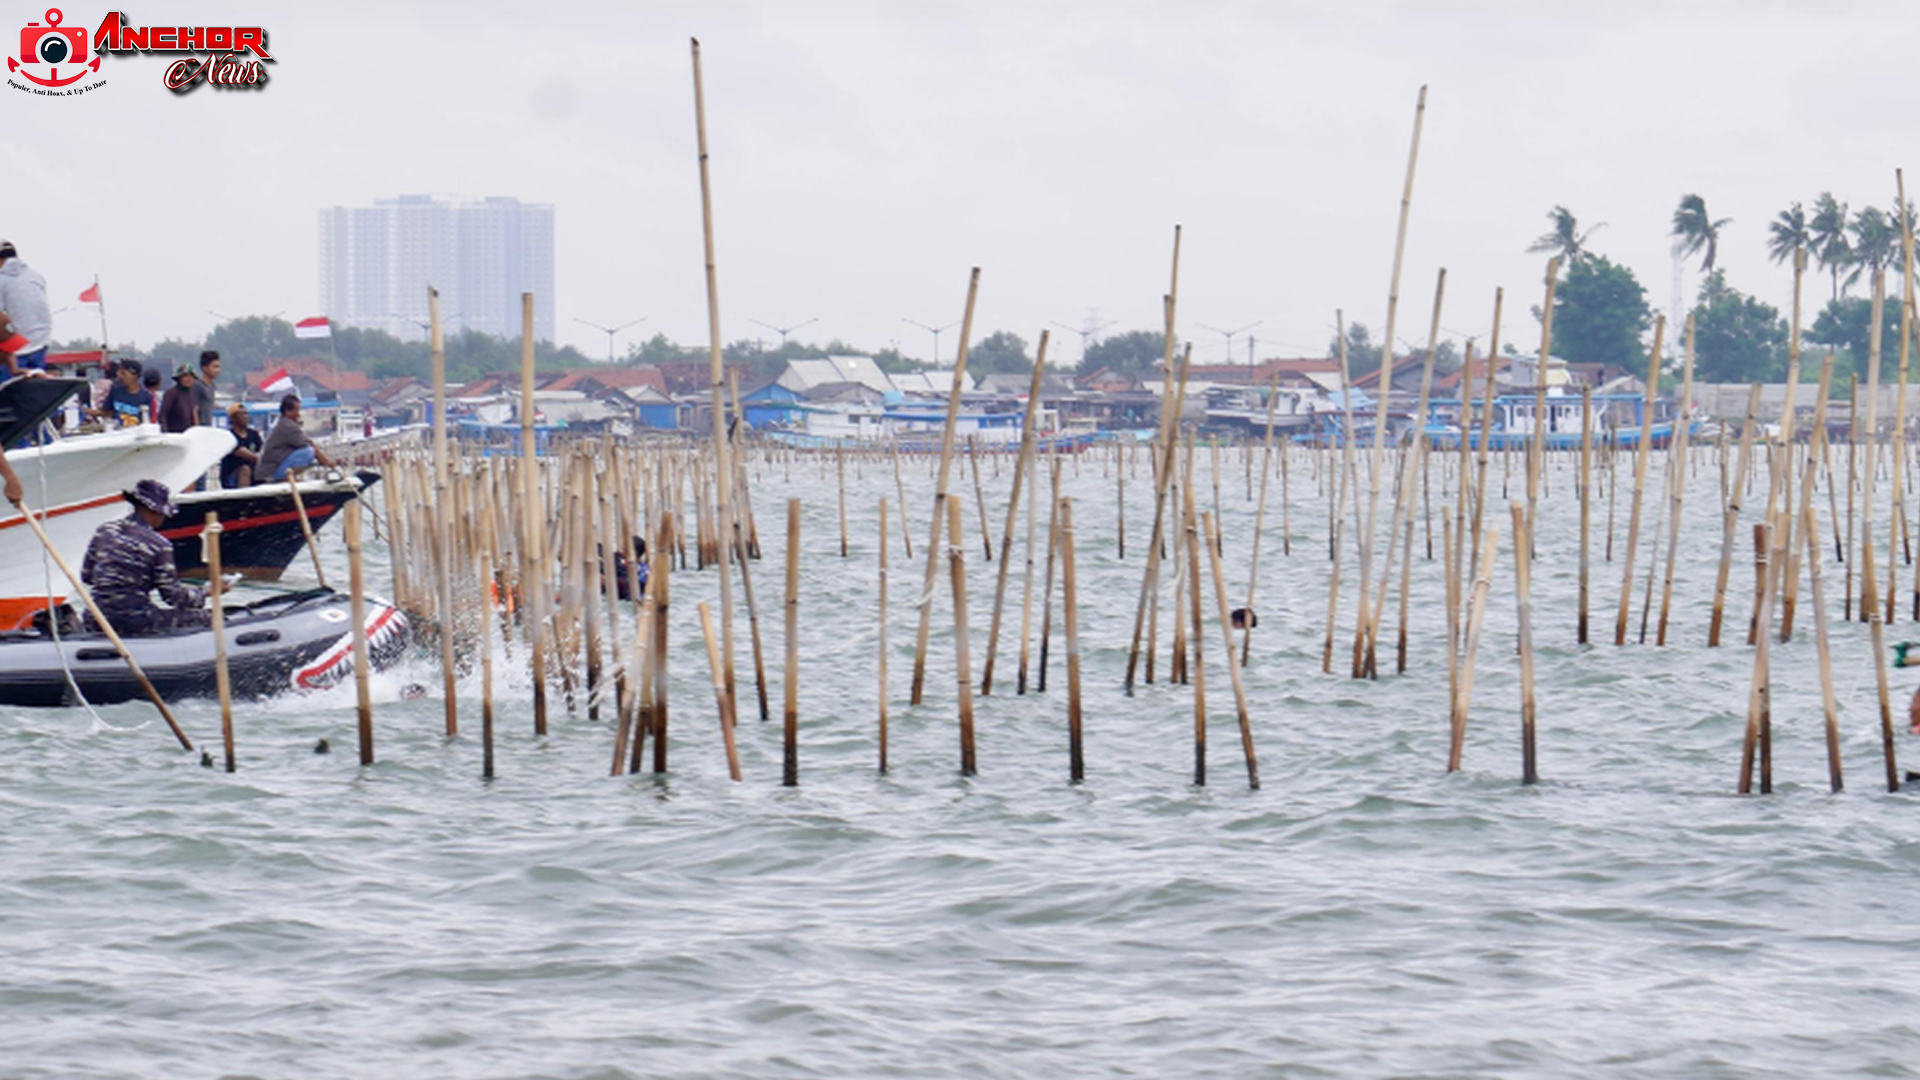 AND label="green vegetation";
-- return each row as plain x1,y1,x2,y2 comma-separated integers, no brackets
1688,271,1789,383
1546,256,1652,371
1076,330,1166,376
